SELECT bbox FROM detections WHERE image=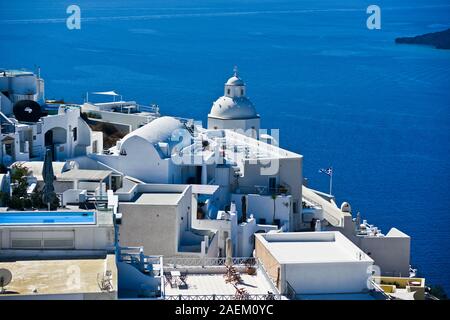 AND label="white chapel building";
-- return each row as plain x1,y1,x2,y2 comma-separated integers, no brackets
207,68,260,137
